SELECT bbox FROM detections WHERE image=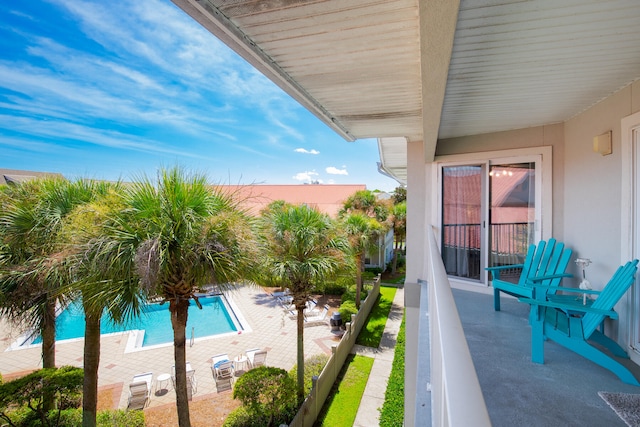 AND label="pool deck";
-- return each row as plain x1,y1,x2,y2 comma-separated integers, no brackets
0,284,341,409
